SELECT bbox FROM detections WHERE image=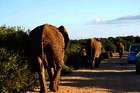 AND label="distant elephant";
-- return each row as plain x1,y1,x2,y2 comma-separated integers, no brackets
91,38,102,68
80,48,89,68
29,24,69,93
116,41,124,58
